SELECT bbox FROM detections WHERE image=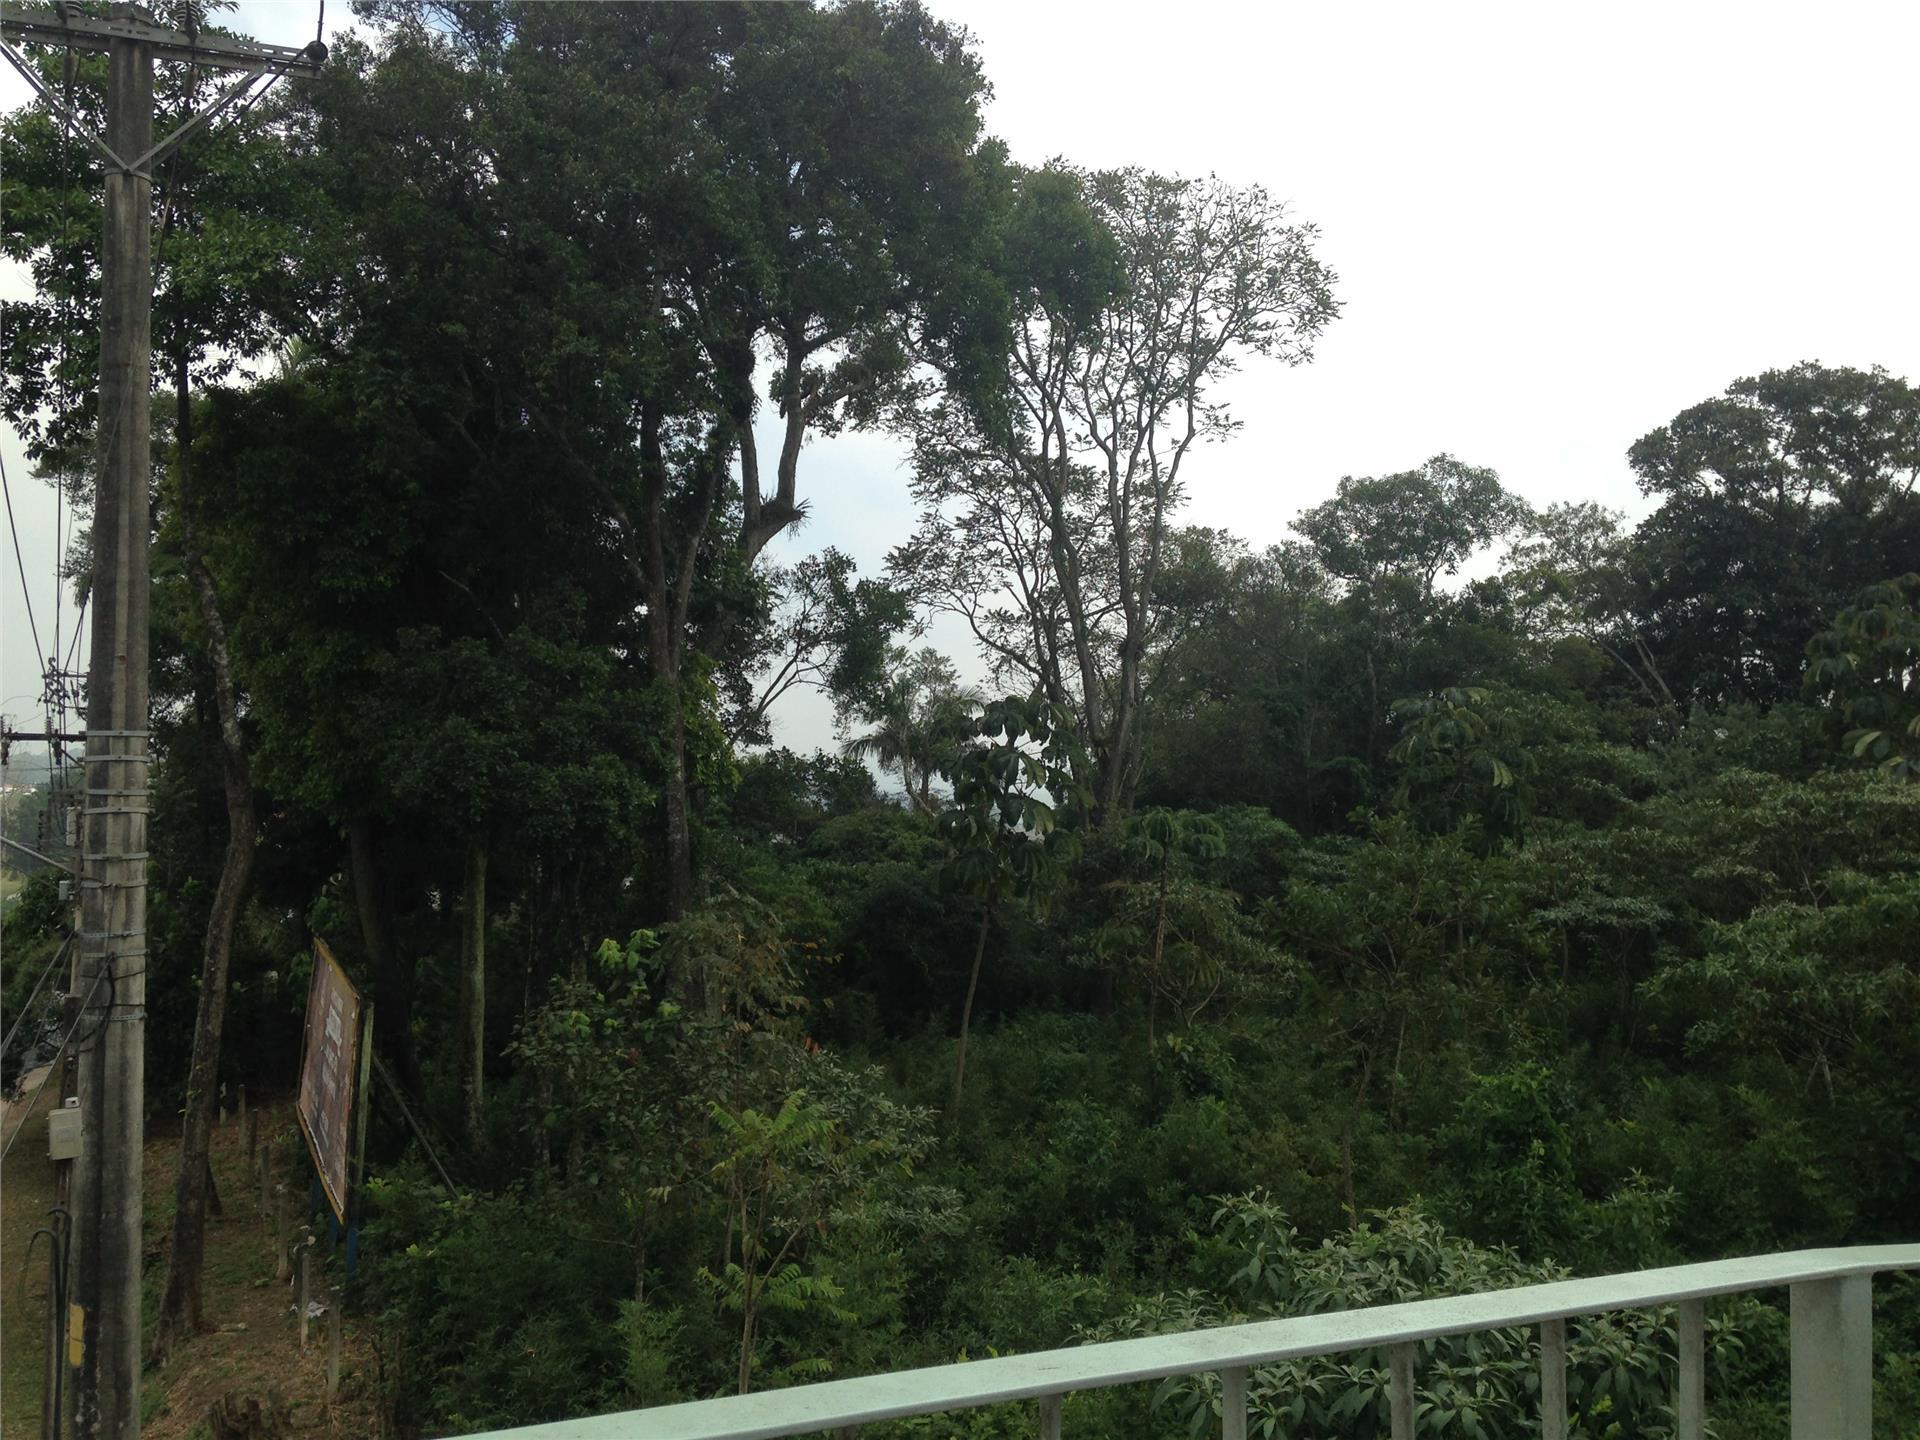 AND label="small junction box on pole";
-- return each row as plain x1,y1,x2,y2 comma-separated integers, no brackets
49,1097,84,1160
